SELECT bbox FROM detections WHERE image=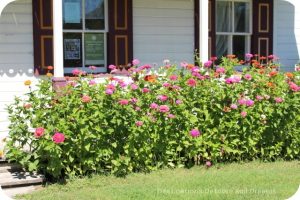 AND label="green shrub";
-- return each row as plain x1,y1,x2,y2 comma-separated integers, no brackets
5,55,300,179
